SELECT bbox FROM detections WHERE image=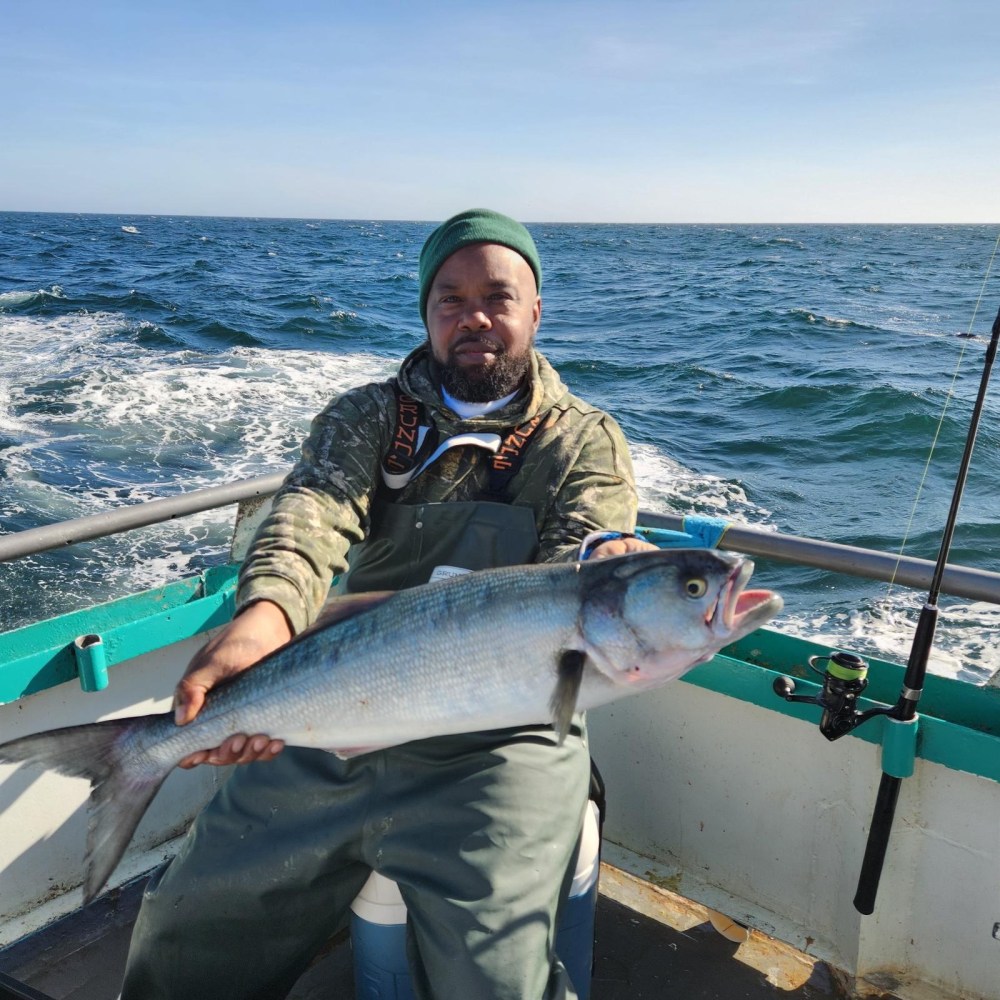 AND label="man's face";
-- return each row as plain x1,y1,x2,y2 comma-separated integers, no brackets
425,243,541,402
